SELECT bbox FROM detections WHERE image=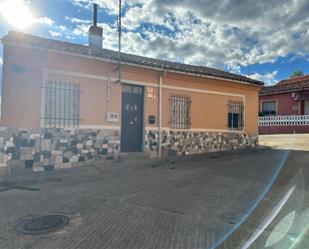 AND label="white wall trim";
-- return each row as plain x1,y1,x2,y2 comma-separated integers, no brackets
79,124,121,130
40,125,120,131
44,69,158,87
43,69,245,99
145,126,245,133
164,85,245,98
